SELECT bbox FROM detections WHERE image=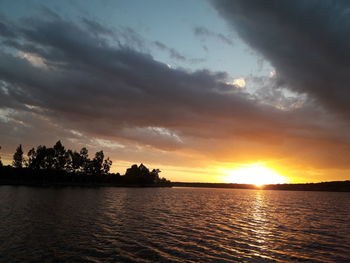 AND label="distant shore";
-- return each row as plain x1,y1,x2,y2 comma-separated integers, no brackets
172,181,350,192
1,178,350,192
0,183,172,188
